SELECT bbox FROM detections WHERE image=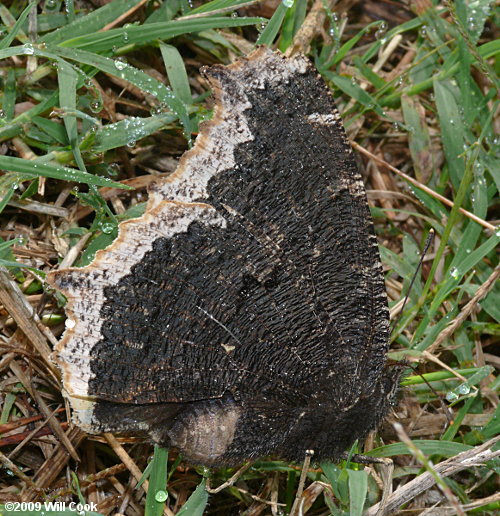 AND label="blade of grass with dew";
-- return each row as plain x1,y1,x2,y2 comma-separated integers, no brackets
58,59,87,171
0,2,33,50
3,69,16,121
347,469,368,516
188,0,259,16
0,3,30,47
256,2,288,46
441,395,478,442
278,0,307,52
322,72,385,116
0,155,131,188
159,43,192,105
175,479,209,516
19,44,191,142
32,116,69,145
145,0,182,23
93,113,177,152
443,366,494,403
56,17,264,52
366,441,472,458
434,79,466,191
351,55,387,89
41,0,142,45
144,446,169,516
401,94,435,182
